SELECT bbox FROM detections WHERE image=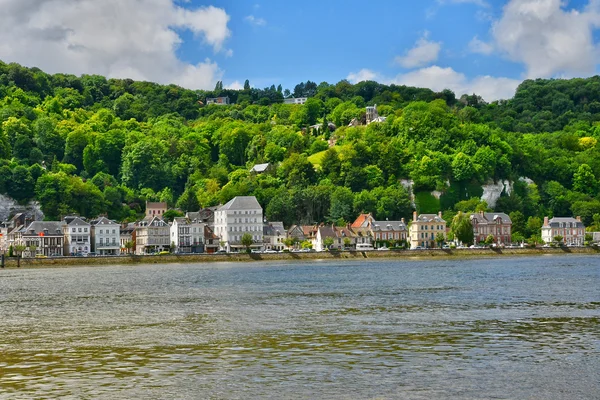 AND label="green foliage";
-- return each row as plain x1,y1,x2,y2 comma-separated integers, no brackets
450,211,474,245
3,61,600,229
